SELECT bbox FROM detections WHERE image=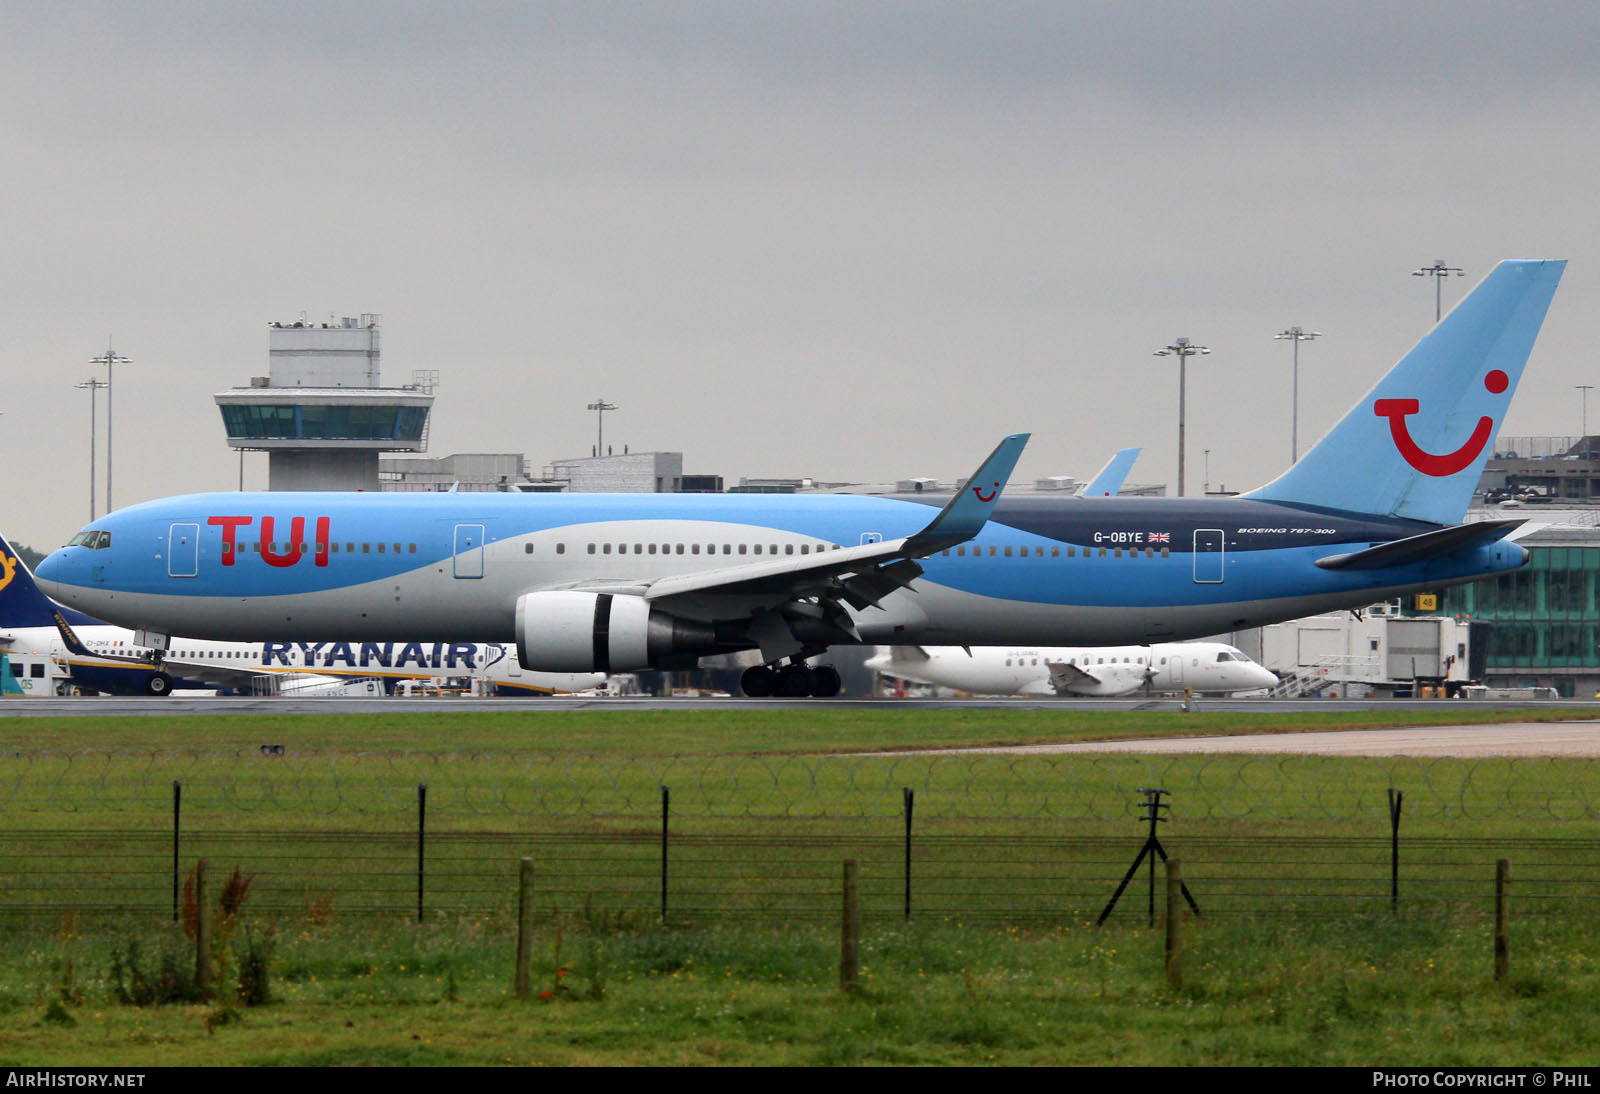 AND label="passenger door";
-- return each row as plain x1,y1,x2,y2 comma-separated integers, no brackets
453,524,485,579
1192,529,1224,584
168,523,199,578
